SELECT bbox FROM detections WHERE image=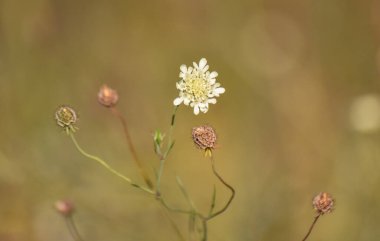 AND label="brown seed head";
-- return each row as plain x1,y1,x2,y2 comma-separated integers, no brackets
98,84,119,107
55,200,74,216
55,106,77,131
312,192,334,215
192,125,217,151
